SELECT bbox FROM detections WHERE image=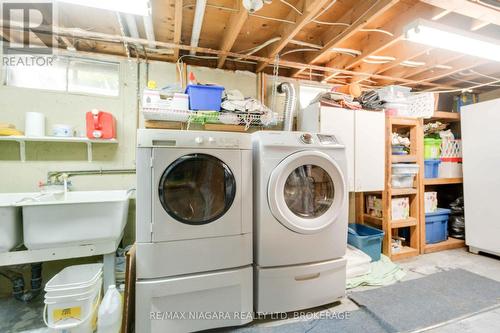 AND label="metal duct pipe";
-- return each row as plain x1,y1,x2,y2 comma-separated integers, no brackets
0,263,42,302
277,82,296,132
